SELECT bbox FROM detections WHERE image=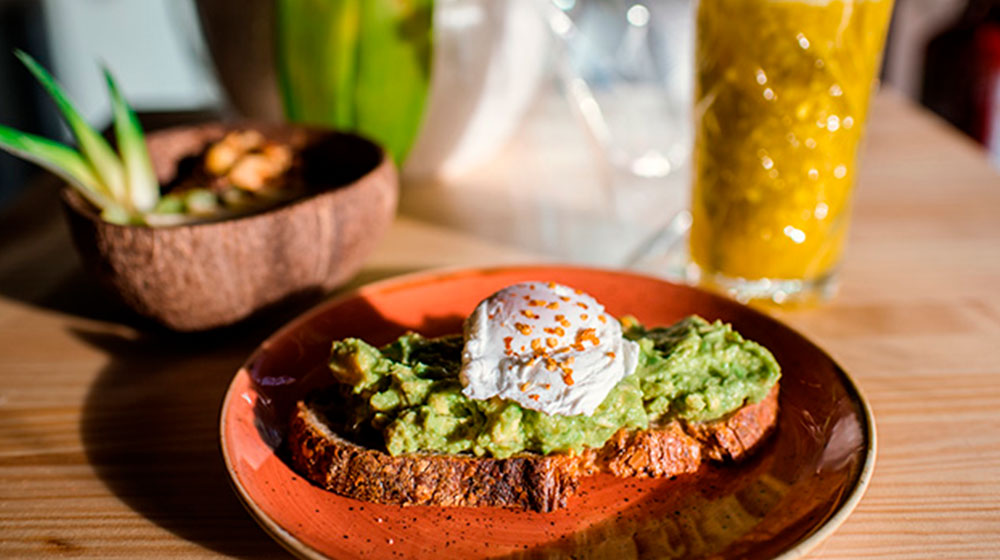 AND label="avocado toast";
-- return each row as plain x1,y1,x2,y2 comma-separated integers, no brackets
287,311,780,512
